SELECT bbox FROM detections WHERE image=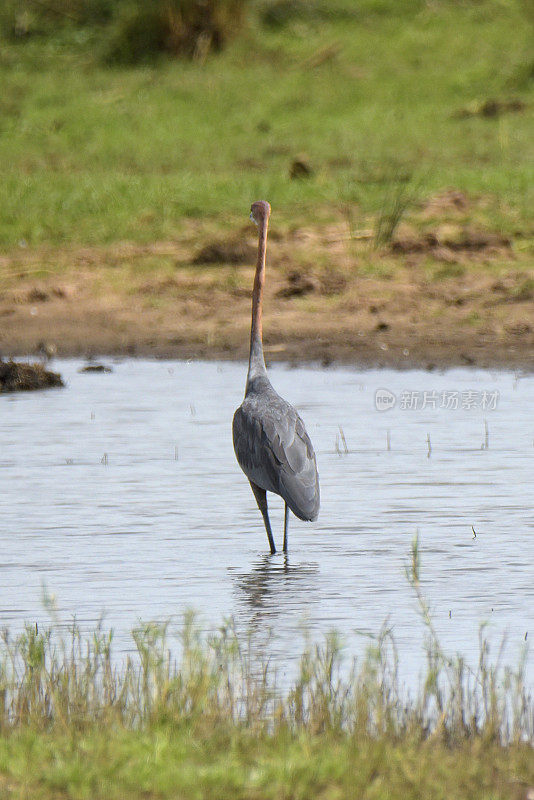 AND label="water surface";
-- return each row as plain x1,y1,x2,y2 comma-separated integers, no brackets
1,360,532,685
